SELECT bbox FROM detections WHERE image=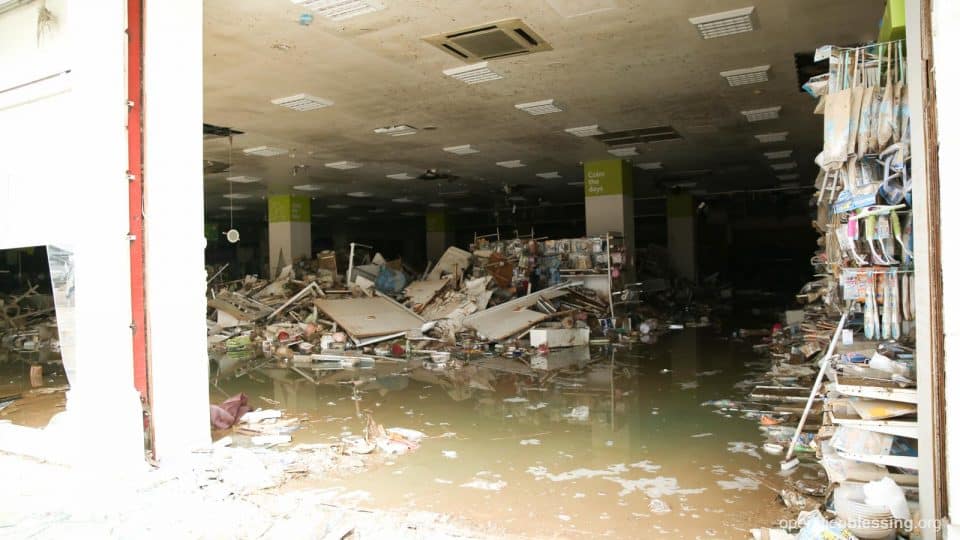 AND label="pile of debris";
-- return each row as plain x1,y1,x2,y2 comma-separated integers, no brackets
0,285,59,360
